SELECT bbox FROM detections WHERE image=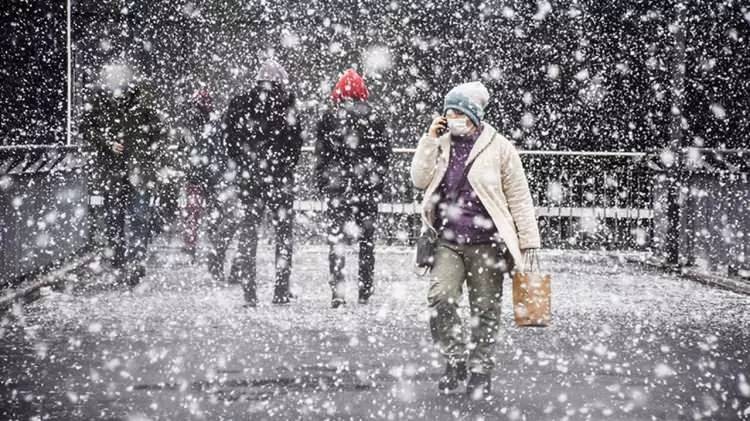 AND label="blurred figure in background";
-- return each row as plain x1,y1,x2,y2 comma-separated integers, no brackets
81,63,164,286
224,59,303,306
314,68,391,308
177,87,230,279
